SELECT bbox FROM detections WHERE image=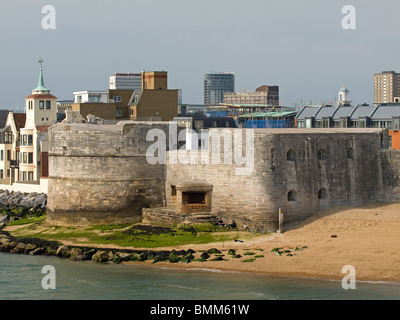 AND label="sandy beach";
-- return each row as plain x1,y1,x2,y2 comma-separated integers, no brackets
121,202,400,283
